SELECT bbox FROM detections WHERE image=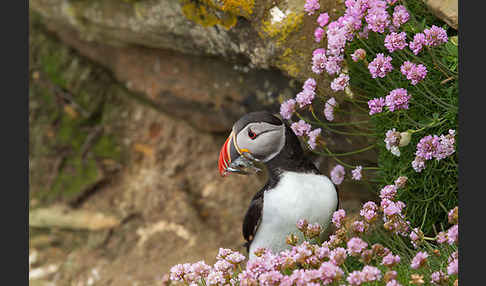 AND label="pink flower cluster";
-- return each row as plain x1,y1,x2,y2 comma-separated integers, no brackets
330,73,350,91
324,97,337,121
290,120,322,150
384,32,408,53
385,88,411,111
368,88,411,116
368,53,394,78
409,25,448,55
304,0,320,15
392,5,409,28
352,165,363,180
168,199,459,286
384,128,401,156
296,78,317,108
170,248,245,285
279,77,316,120
412,129,456,172
400,61,427,85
